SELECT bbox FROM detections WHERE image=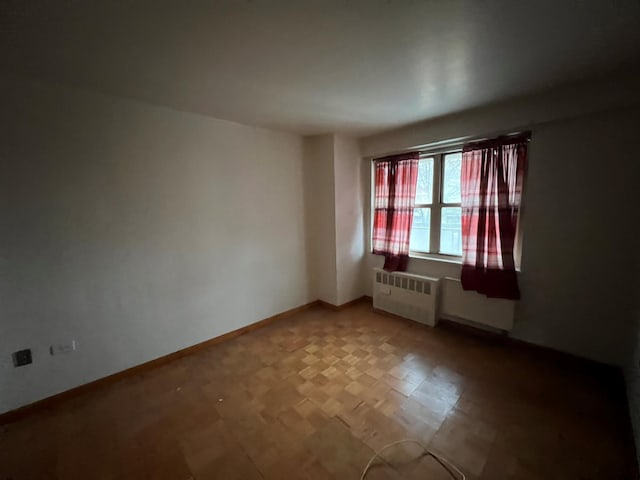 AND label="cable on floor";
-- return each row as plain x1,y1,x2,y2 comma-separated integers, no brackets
360,439,465,480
